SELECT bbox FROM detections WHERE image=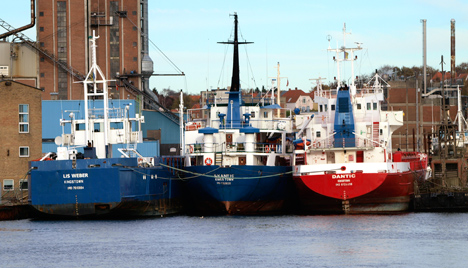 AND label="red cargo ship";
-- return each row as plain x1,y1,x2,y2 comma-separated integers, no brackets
292,25,427,214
